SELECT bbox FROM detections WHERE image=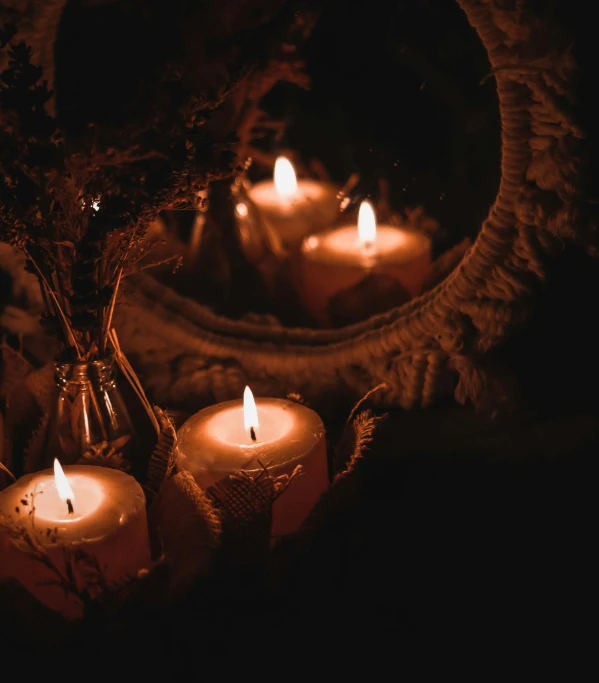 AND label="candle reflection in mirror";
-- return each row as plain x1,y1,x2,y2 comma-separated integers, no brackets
248,155,339,250
297,199,432,326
